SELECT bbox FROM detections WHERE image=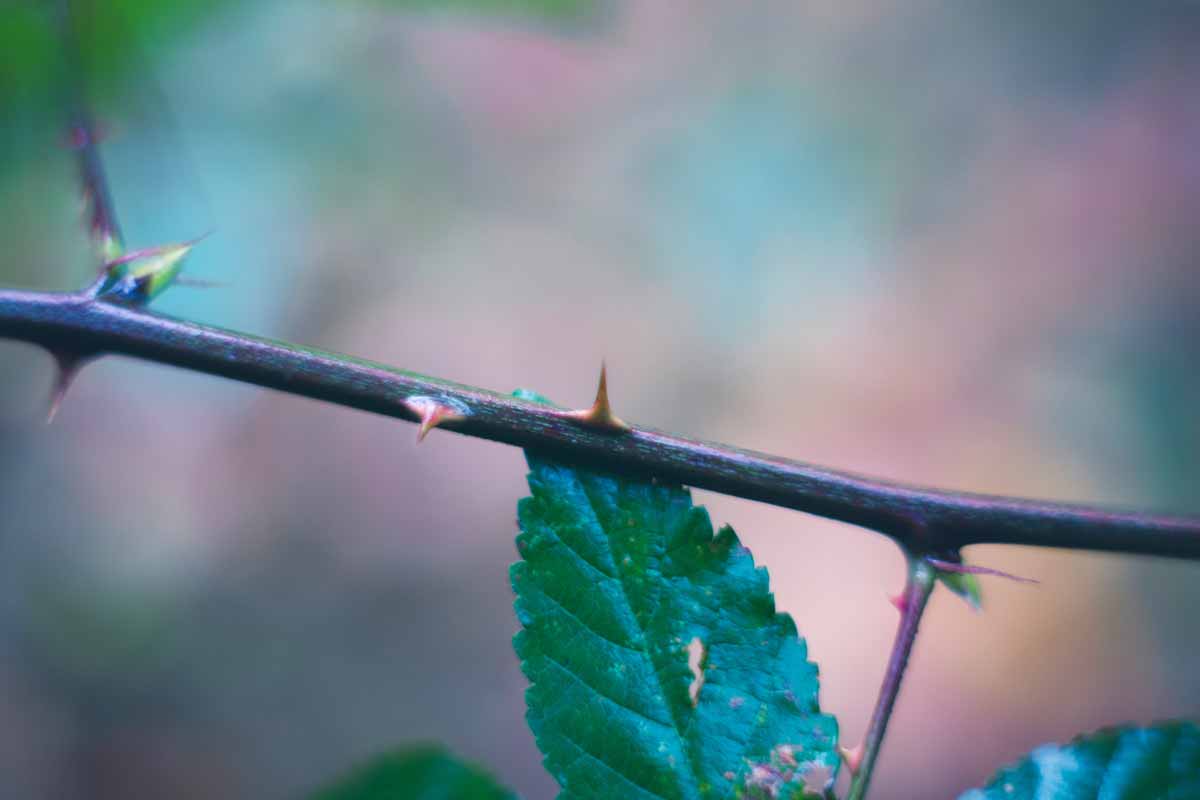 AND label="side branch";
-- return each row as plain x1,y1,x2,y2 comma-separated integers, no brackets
845,556,936,800
2,288,1199,560
58,0,125,274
